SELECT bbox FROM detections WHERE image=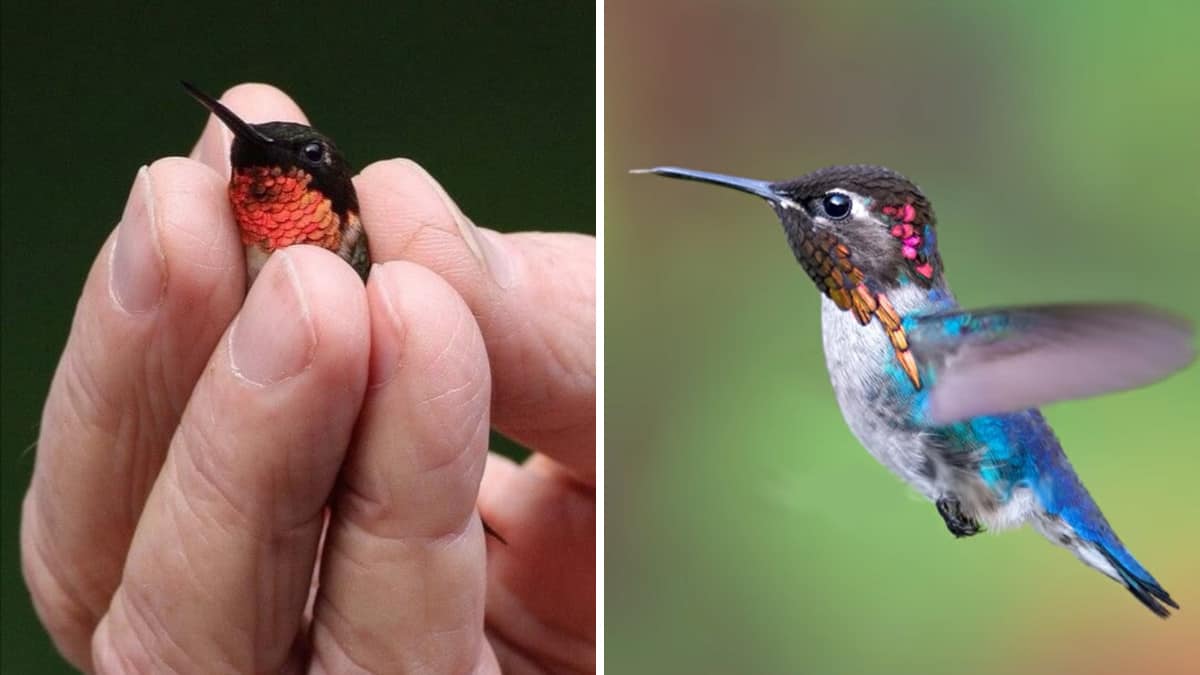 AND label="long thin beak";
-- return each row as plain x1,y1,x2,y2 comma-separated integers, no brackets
630,166,779,201
181,81,275,146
